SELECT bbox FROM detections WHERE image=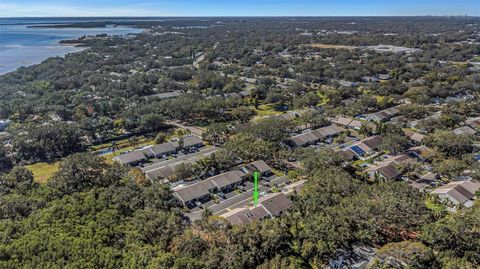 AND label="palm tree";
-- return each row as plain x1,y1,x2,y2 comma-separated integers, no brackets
358,124,371,138
201,207,212,220
128,136,139,149
375,121,386,135
110,141,120,155
178,137,185,150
